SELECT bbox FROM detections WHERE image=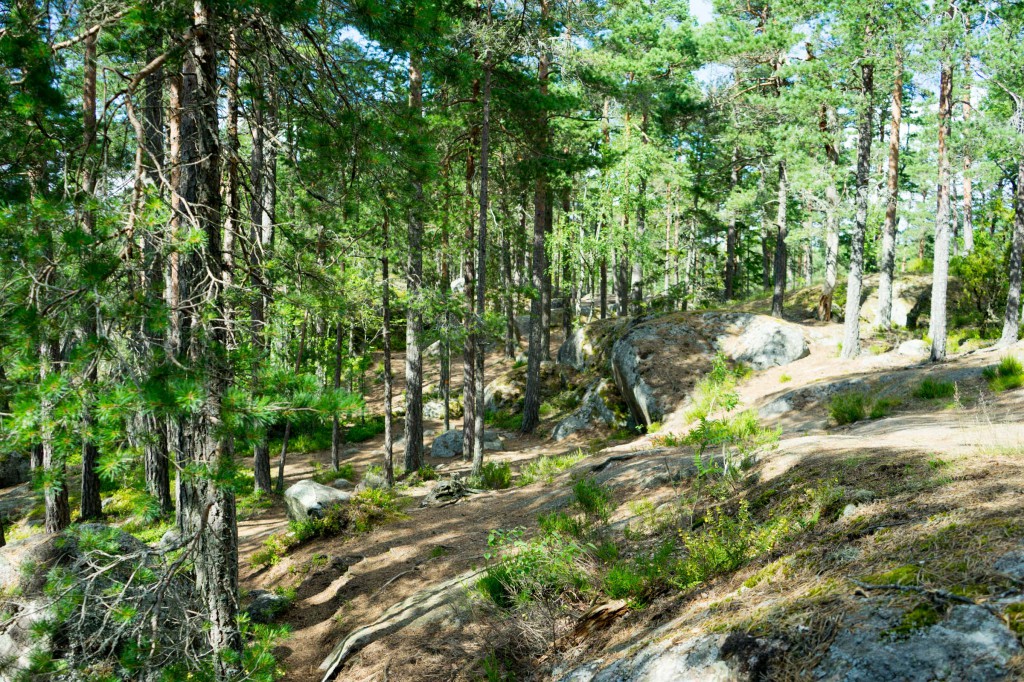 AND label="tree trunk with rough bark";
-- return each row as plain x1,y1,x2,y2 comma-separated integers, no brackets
771,160,788,318
877,48,903,330
404,53,425,473
841,60,875,360
331,320,344,470
930,27,954,363
382,218,395,485
1000,160,1024,346
818,105,841,321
